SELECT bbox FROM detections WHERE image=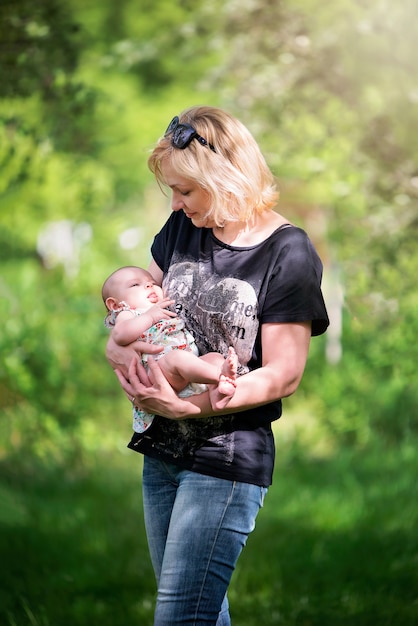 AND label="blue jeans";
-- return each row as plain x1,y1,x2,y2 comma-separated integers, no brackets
142,456,268,625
